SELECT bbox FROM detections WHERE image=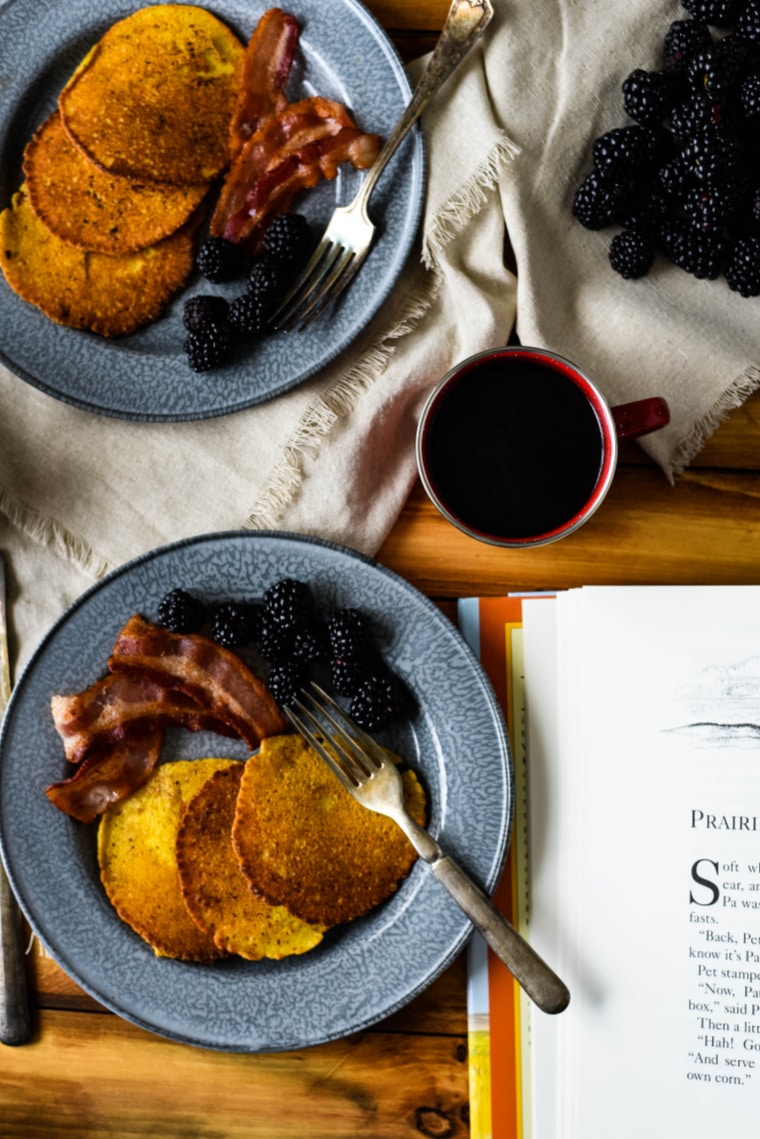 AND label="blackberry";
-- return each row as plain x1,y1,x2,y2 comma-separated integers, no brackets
681,179,743,230
247,255,291,309
682,0,746,26
254,610,293,663
687,38,751,96
680,127,744,182
622,68,681,126
592,125,660,176
196,236,249,283
261,213,315,267
572,170,631,229
227,292,269,339
184,323,232,372
740,73,760,119
291,623,329,663
663,19,713,71
264,578,313,628
210,601,255,648
736,0,760,43
659,216,725,276
330,656,370,698
751,185,760,227
267,660,308,707
671,93,738,137
156,588,207,634
617,184,670,233
656,157,692,201
182,294,230,333
350,673,412,733
608,229,656,278
327,609,371,659
725,234,760,293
